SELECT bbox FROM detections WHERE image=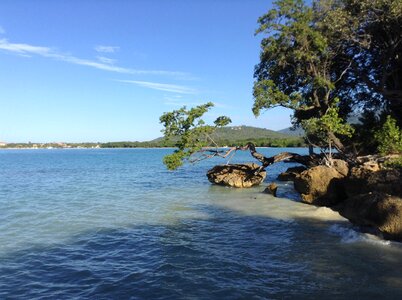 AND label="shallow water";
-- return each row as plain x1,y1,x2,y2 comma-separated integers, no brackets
1,148,401,299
